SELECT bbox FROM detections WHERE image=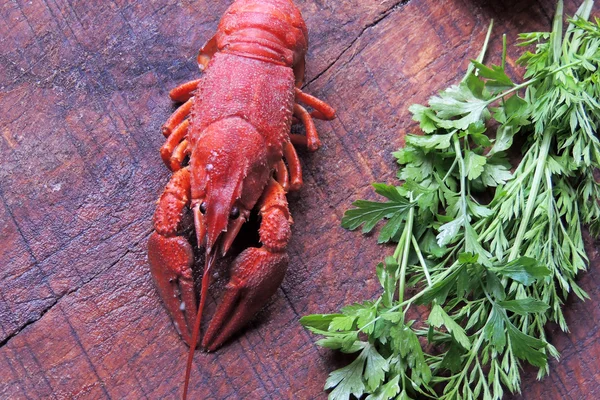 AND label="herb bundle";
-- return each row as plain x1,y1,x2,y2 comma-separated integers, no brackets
301,1,600,399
